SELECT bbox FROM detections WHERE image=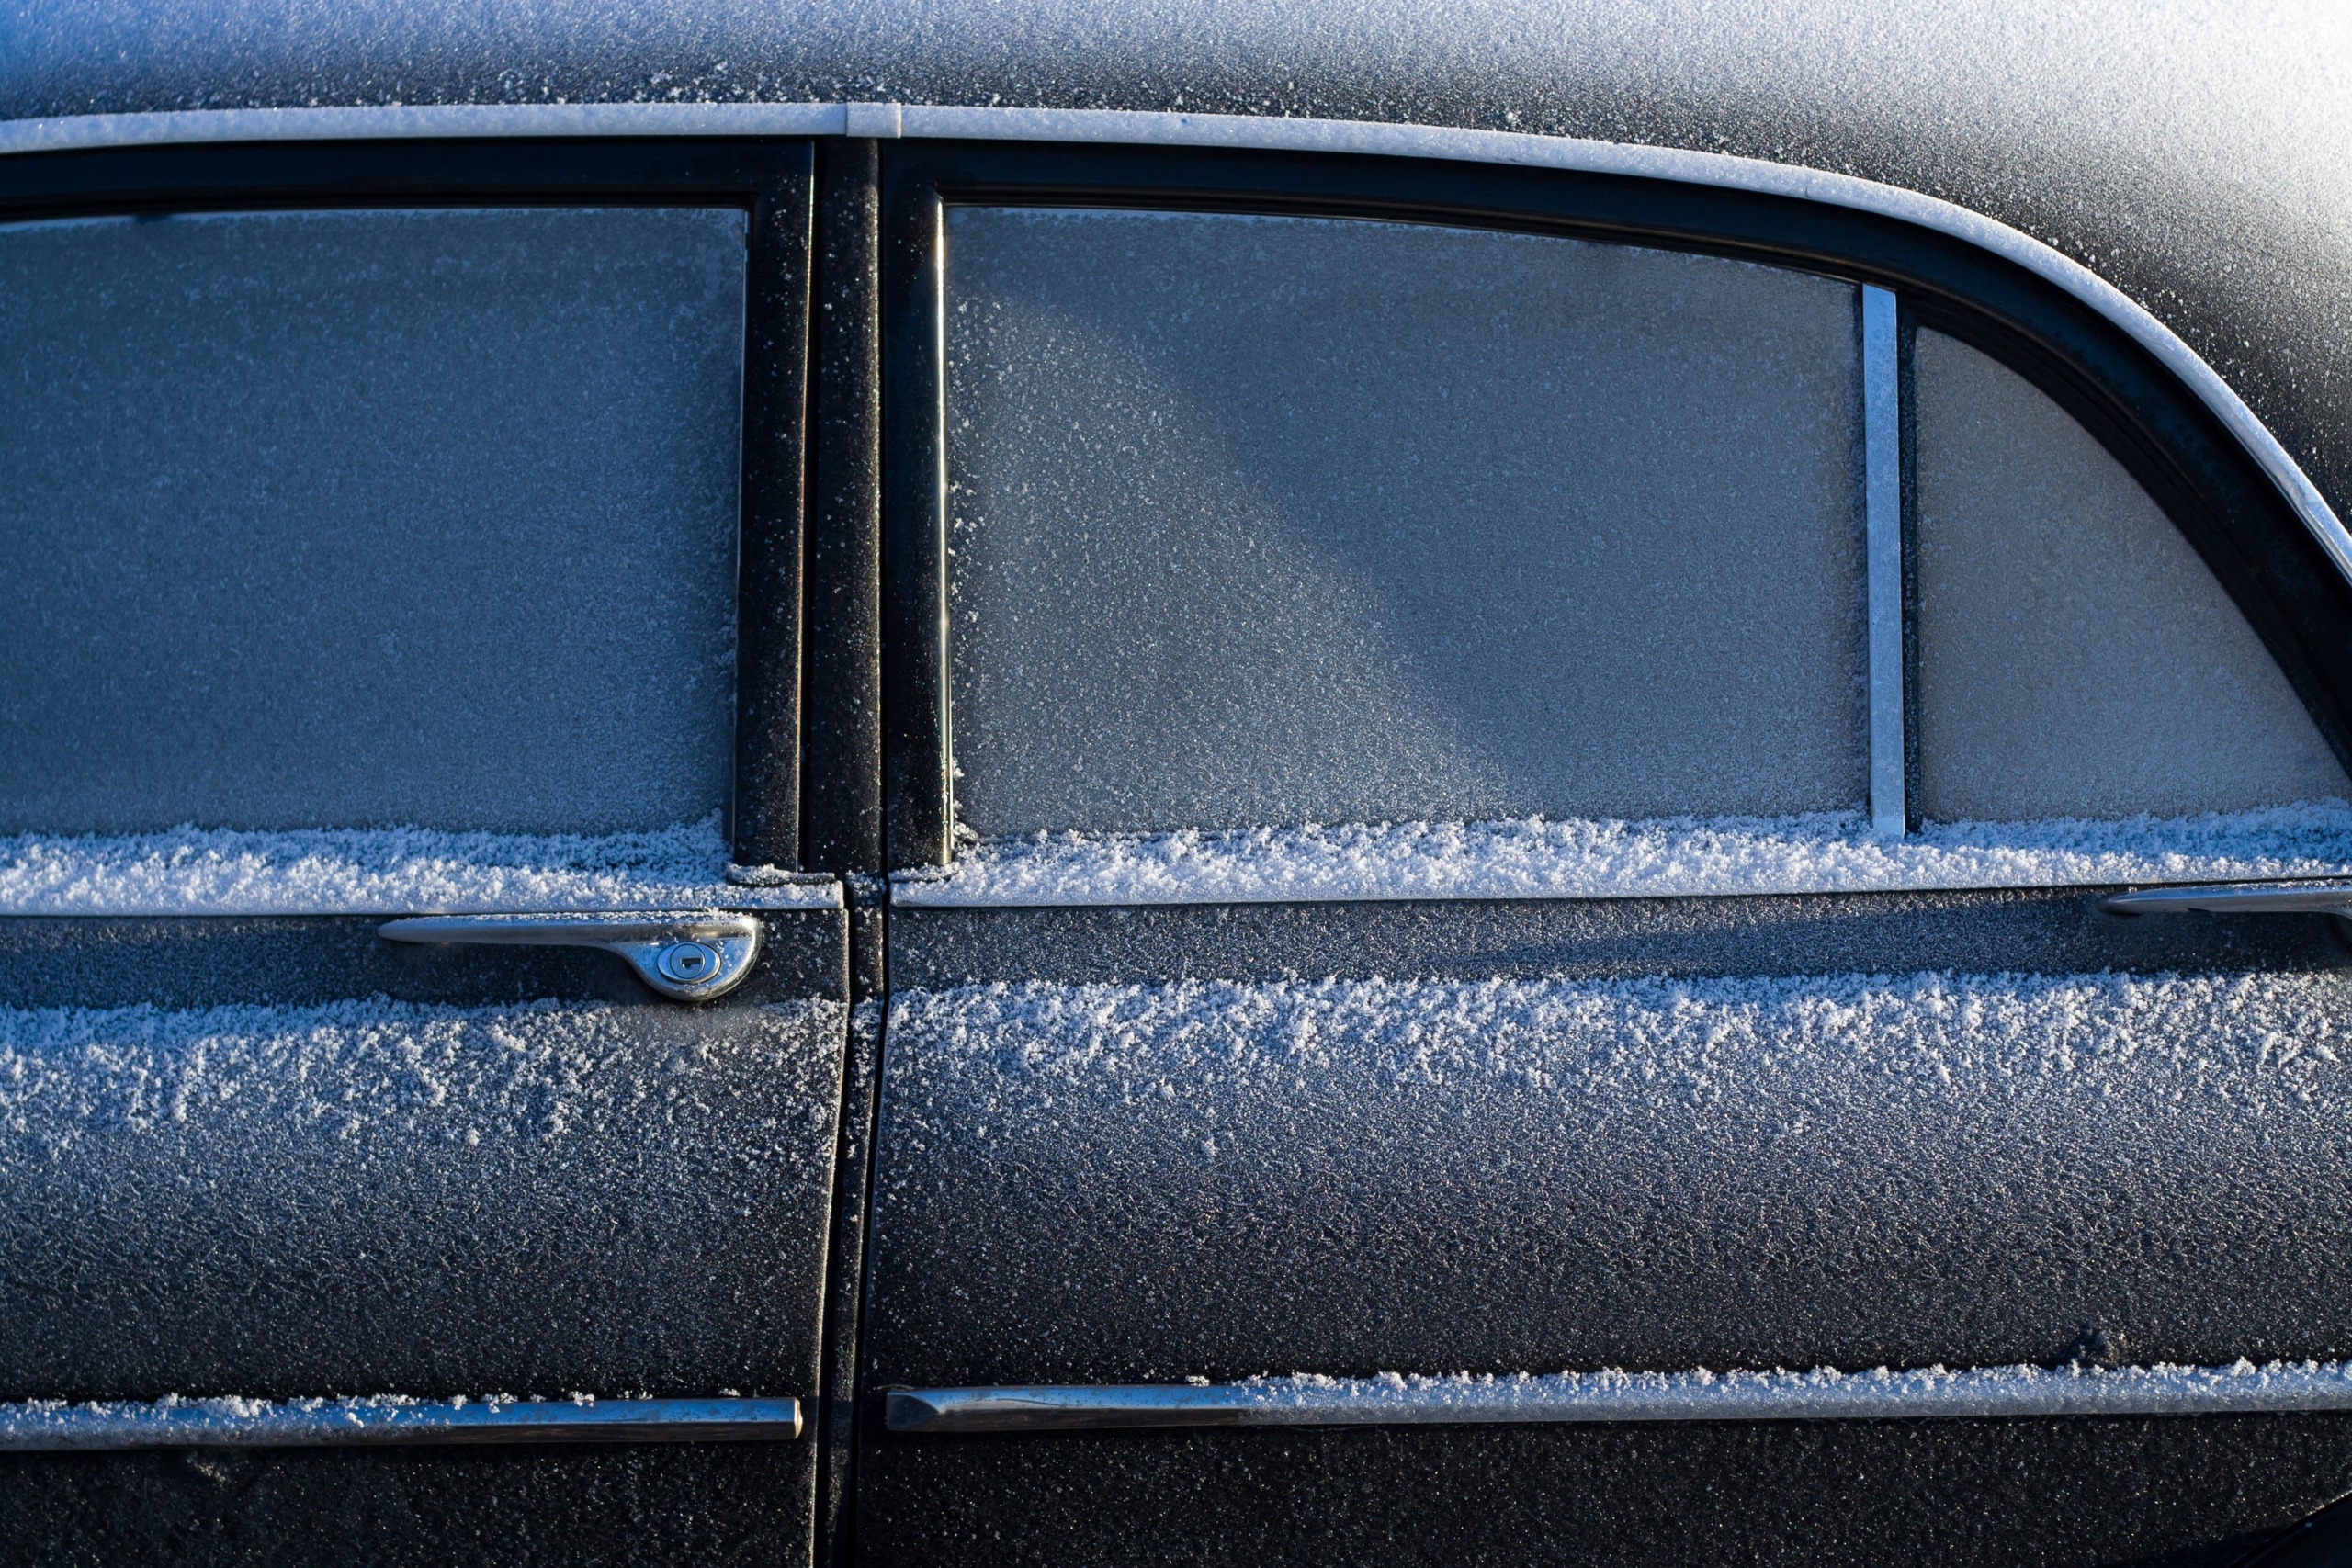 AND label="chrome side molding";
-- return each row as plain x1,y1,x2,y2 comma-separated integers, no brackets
0,1394,801,1450
888,1361,2352,1434
2099,881,2352,919
379,911,761,1000
892,1384,1253,1434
